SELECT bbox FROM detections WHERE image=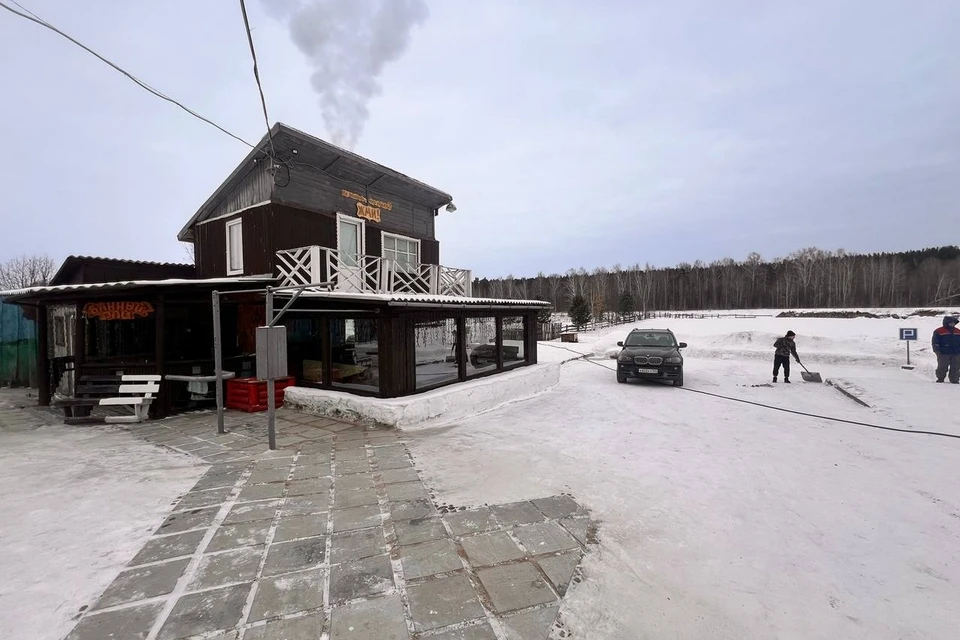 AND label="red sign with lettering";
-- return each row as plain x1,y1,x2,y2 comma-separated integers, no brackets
83,301,155,321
